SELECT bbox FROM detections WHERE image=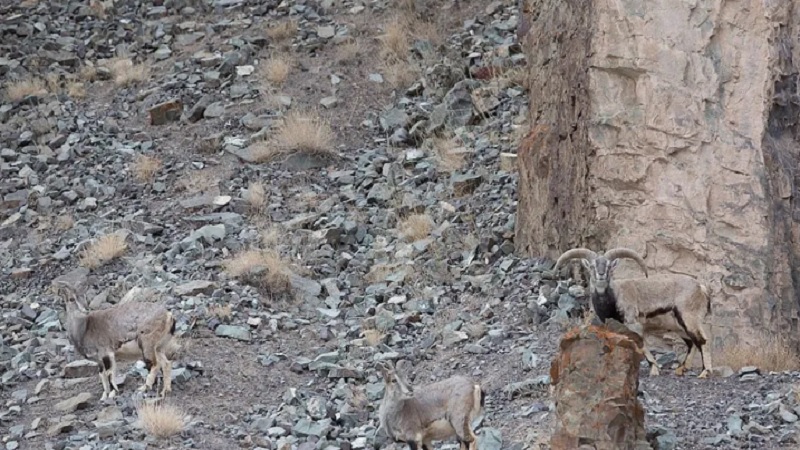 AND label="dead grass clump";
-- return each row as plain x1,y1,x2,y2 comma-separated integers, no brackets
5,78,48,102
55,214,75,231
365,263,395,284
135,401,185,439
89,0,107,18
105,57,150,86
67,81,87,99
260,226,281,248
177,169,222,194
363,329,386,347
224,250,292,296
398,213,434,242
79,233,127,269
132,155,162,183
430,136,467,172
260,54,292,87
380,16,409,63
275,111,333,154
245,181,268,213
80,65,98,82
252,111,334,163
716,332,800,372
266,20,297,42
382,60,420,88
335,41,362,65
208,304,232,321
